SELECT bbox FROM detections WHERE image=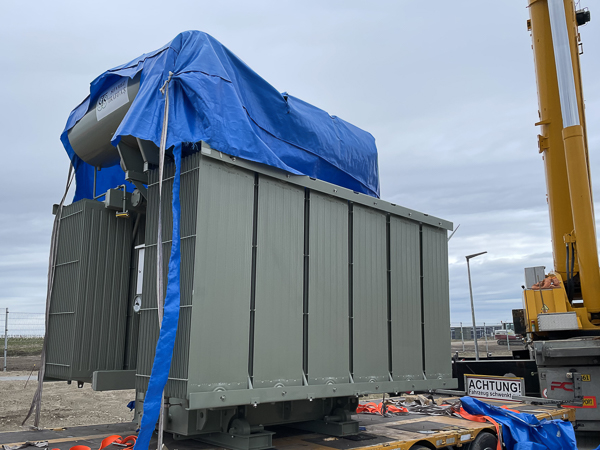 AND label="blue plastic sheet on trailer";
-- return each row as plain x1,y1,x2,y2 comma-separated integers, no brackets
60,30,380,201
460,396,577,450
